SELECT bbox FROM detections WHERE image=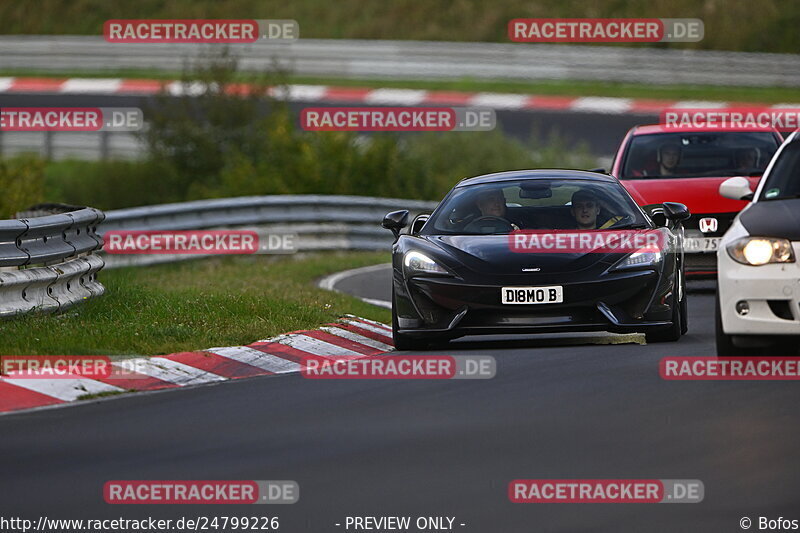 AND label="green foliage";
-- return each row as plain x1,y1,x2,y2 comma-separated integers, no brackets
0,0,797,53
0,155,45,218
